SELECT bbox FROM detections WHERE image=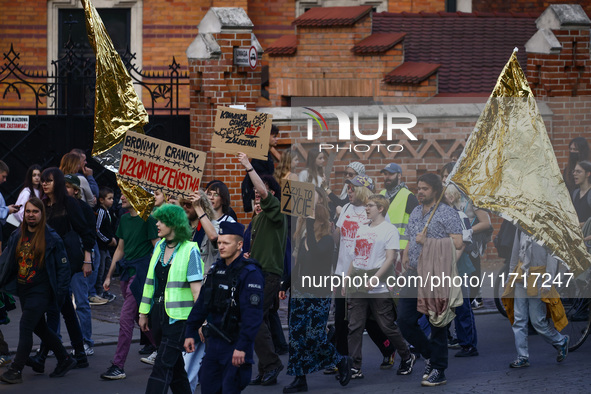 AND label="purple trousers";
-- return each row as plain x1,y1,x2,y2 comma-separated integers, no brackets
113,275,155,368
